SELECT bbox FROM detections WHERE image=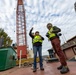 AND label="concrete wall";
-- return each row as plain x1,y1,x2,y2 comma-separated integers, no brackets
64,48,75,60
61,36,76,60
